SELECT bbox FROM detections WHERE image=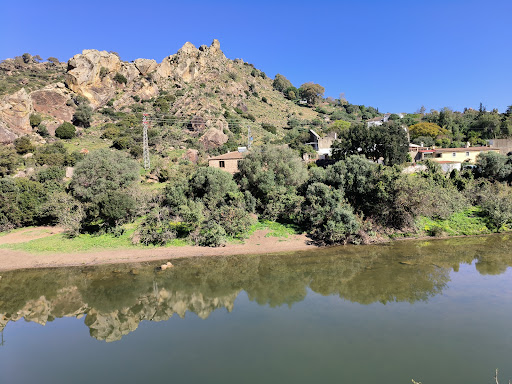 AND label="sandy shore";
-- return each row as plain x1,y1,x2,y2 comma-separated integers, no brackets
0,227,316,272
